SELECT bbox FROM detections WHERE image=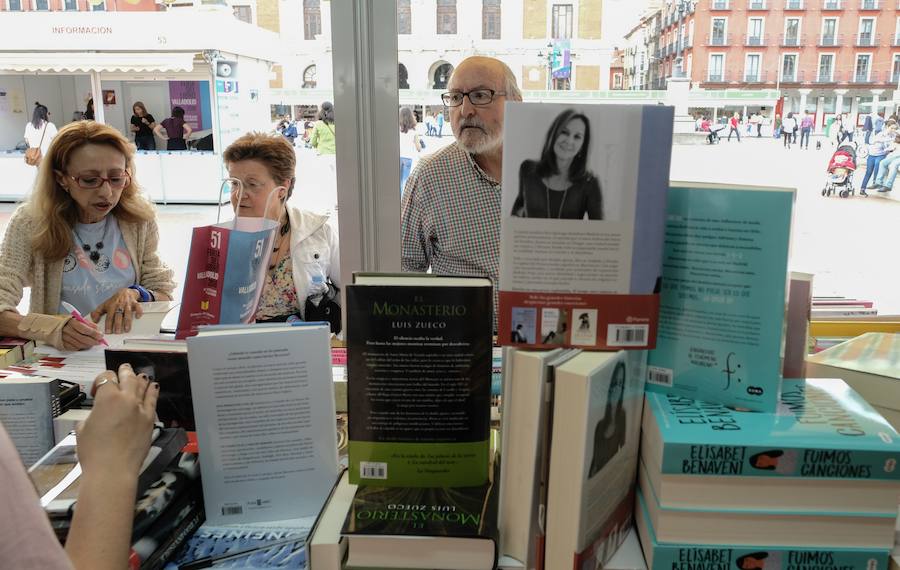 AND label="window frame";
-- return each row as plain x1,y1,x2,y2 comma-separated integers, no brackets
397,0,412,34
708,52,725,81
818,52,835,82
482,0,501,40
744,52,762,82
711,17,728,45
784,17,801,45
436,0,458,35
781,53,798,81
551,3,574,40
854,52,872,82
821,17,838,44
304,0,323,40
